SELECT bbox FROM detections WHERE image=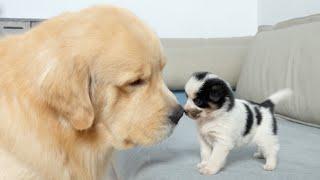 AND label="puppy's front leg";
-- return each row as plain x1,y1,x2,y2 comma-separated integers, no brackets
198,143,230,175
197,135,212,169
